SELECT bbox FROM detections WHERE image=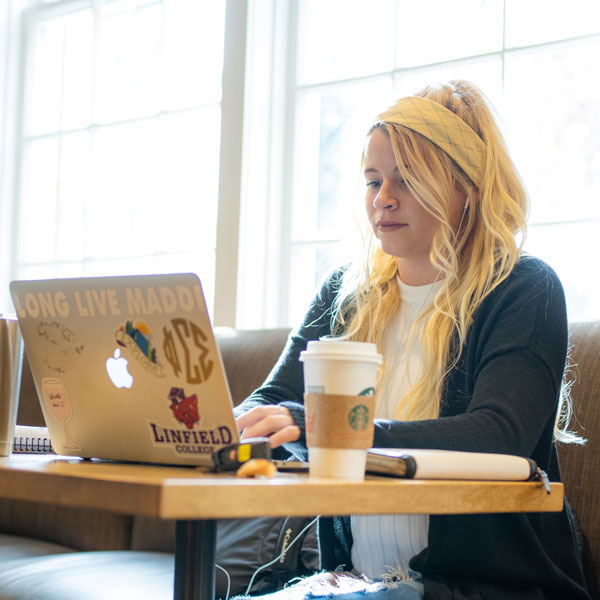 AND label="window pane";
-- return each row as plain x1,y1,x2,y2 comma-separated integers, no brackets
18,138,60,262
289,80,394,324
505,0,600,48
86,119,162,259
85,107,220,260
55,131,90,261
157,107,222,253
61,9,94,131
396,0,504,67
393,57,504,113
288,242,356,325
95,0,163,123
291,79,394,242
503,39,600,224
18,262,88,280
16,0,225,318
27,15,65,135
296,0,396,86
525,221,600,322
163,0,225,110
